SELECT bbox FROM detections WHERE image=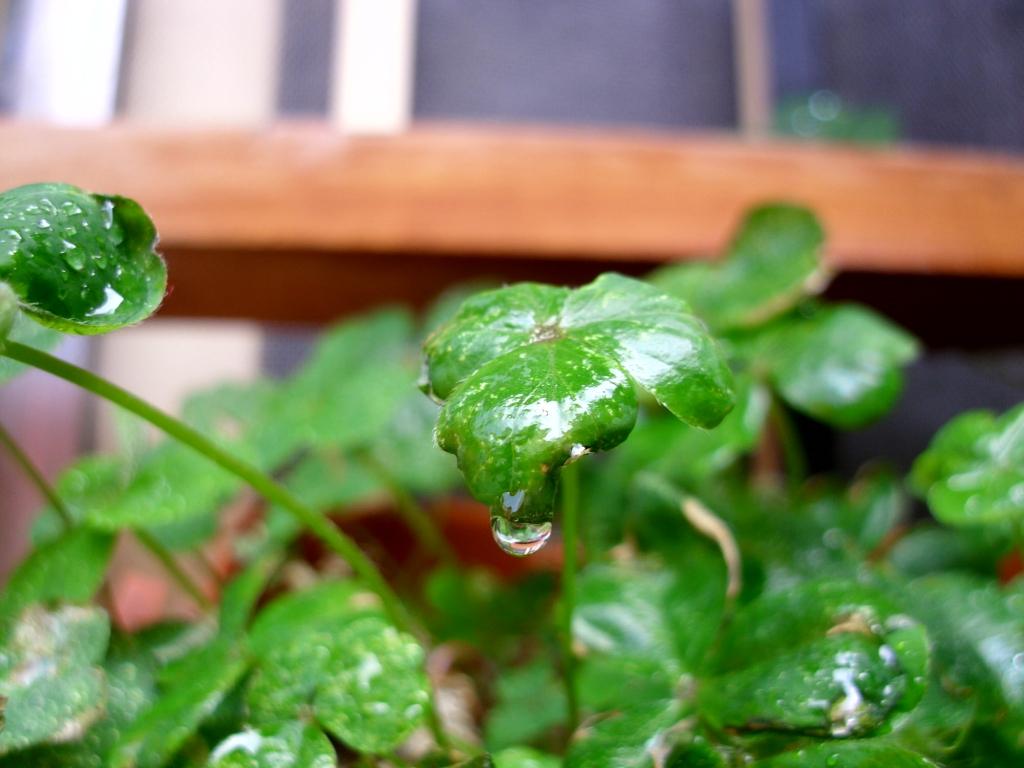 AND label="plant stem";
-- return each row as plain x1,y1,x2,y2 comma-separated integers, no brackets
135,528,213,611
1,341,414,634
0,420,74,529
769,397,807,490
559,461,581,735
357,450,457,567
